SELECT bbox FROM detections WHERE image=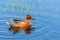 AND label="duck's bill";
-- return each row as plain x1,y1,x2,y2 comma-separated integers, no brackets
31,18,35,20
